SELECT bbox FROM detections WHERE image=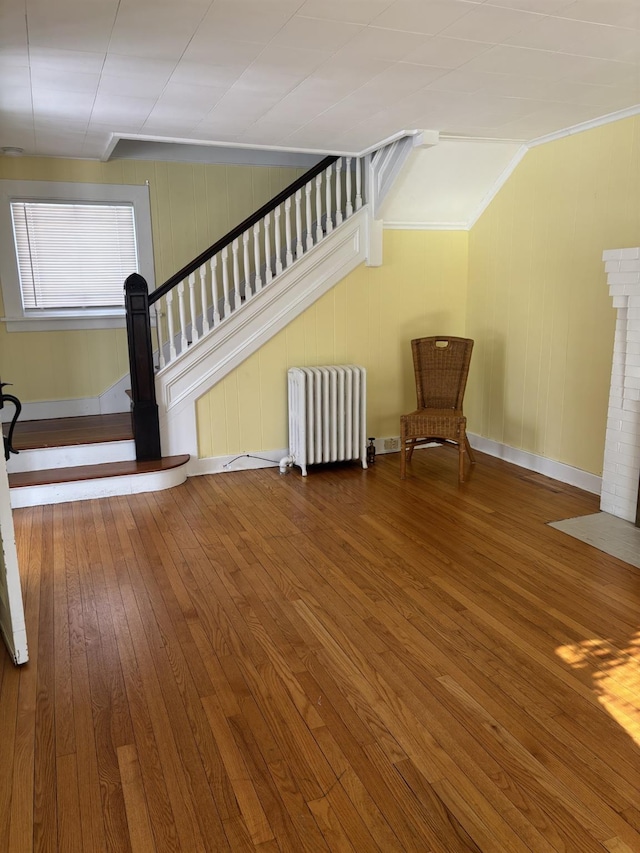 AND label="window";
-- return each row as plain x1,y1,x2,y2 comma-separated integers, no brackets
0,181,154,331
